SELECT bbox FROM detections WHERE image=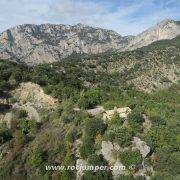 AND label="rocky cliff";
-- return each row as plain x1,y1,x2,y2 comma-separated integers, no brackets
0,19,179,65
124,19,180,51
0,24,129,65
